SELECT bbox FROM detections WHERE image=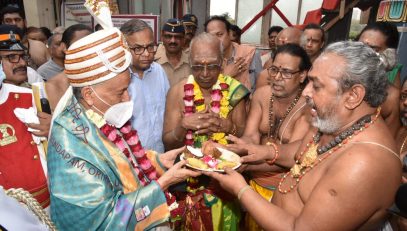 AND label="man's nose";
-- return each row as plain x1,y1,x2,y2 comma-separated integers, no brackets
201,66,210,77
302,81,313,98
273,71,283,80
